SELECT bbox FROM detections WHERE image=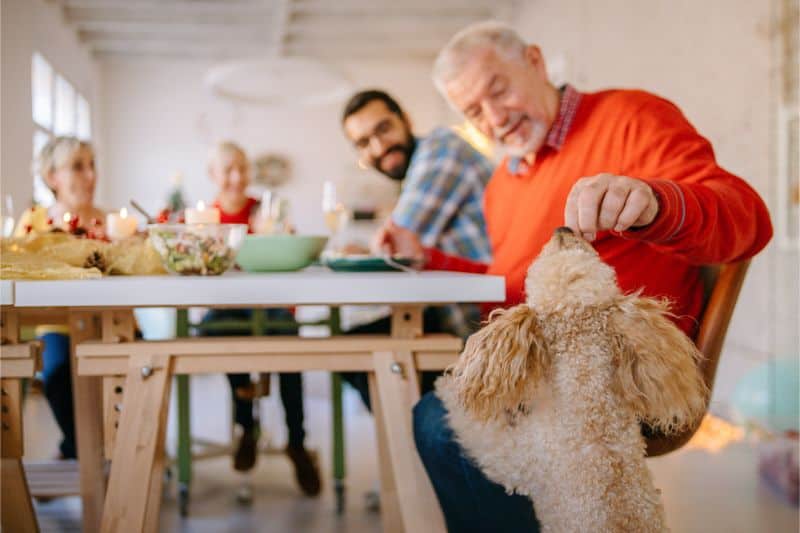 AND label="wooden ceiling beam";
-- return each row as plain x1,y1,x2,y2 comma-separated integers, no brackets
71,19,273,34
64,5,274,26
78,27,272,43
287,17,482,38
89,39,275,59
290,0,496,17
